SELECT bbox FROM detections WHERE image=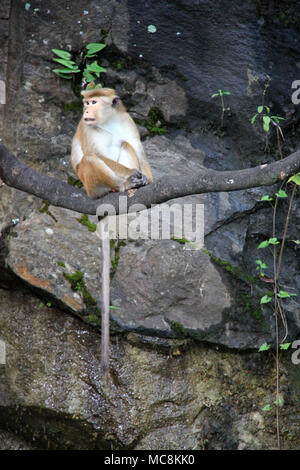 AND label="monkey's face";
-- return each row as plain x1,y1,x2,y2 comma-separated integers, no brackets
83,96,116,127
